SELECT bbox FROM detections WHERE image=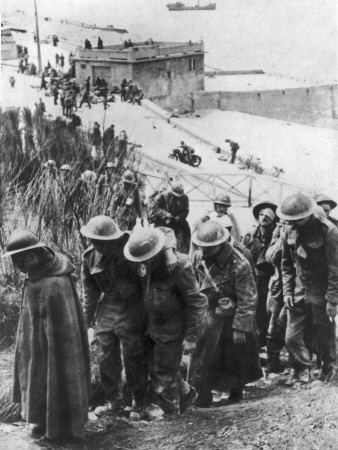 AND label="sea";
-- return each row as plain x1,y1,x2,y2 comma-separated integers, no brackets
3,0,337,84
